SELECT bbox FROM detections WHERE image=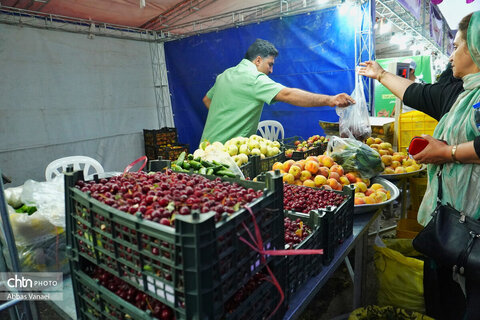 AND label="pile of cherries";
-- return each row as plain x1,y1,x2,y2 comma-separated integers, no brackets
75,170,263,225
91,266,175,319
283,184,347,213
284,217,312,248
